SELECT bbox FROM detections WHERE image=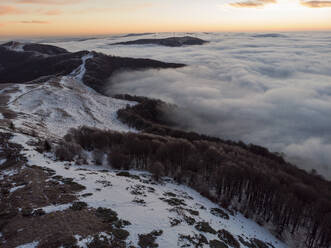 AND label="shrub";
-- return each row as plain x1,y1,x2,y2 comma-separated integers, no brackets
112,228,129,240
114,219,131,228
55,142,82,161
